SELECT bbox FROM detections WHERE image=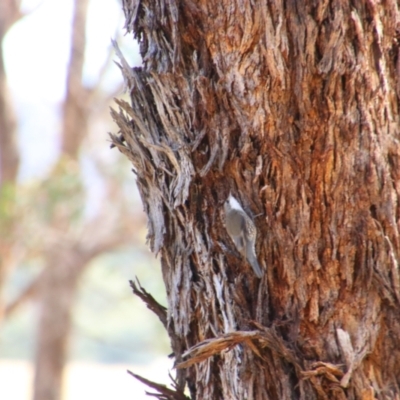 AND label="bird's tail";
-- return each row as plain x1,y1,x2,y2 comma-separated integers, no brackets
247,250,263,279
